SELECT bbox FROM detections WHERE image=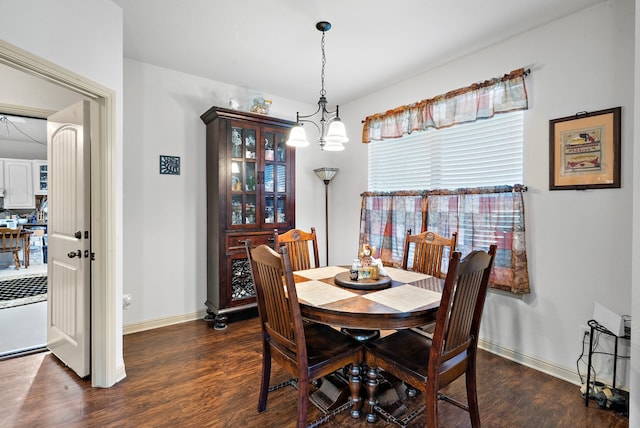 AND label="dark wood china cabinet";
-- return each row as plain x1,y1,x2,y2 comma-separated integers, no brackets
200,106,295,329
